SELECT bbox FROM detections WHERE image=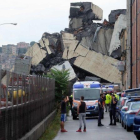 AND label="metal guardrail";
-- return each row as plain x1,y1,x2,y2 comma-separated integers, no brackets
0,70,55,140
